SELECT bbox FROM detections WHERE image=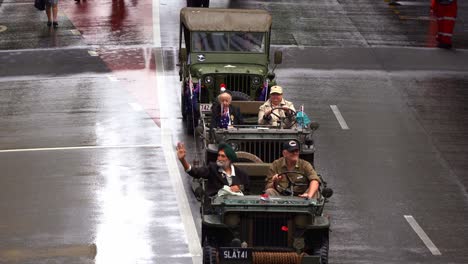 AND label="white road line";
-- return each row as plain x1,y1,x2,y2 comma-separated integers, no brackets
129,103,143,112
152,0,161,48
154,29,202,264
106,74,119,82
404,215,442,255
70,29,81,36
0,145,159,153
330,105,350,130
